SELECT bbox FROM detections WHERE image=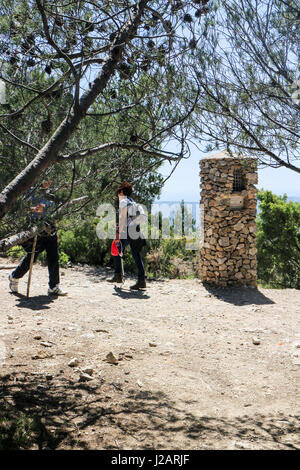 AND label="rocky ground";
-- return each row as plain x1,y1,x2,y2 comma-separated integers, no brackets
0,257,299,450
